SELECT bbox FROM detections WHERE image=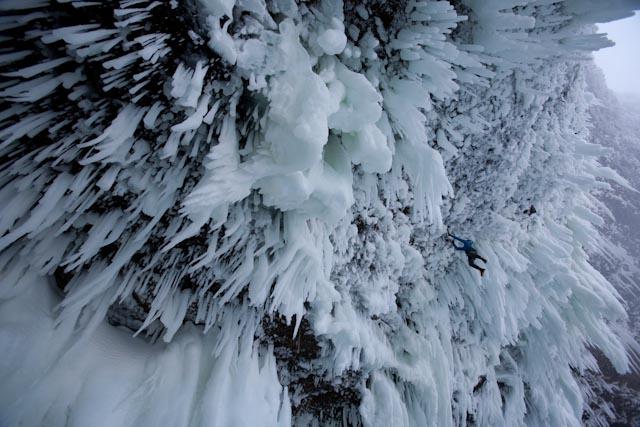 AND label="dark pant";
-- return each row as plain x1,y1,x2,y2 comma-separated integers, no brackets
466,250,487,272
